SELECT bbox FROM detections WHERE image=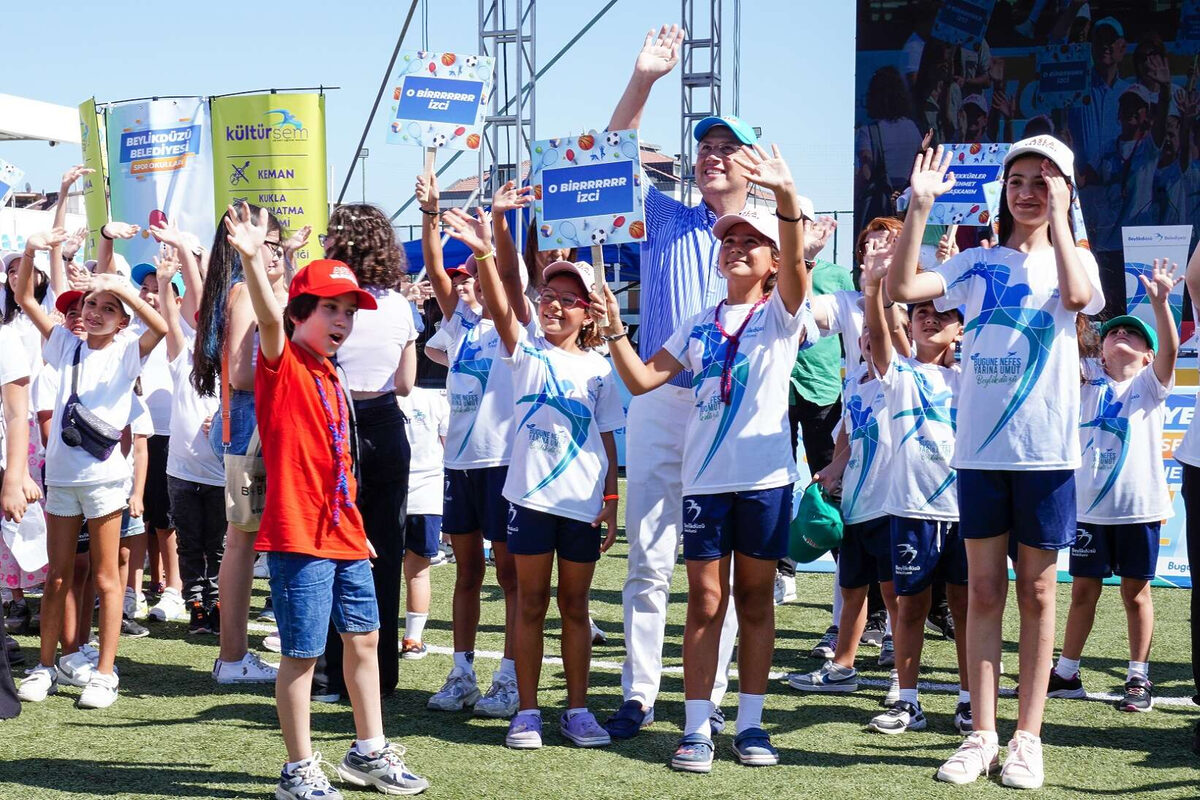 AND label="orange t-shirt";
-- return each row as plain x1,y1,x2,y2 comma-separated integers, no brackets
254,339,368,559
